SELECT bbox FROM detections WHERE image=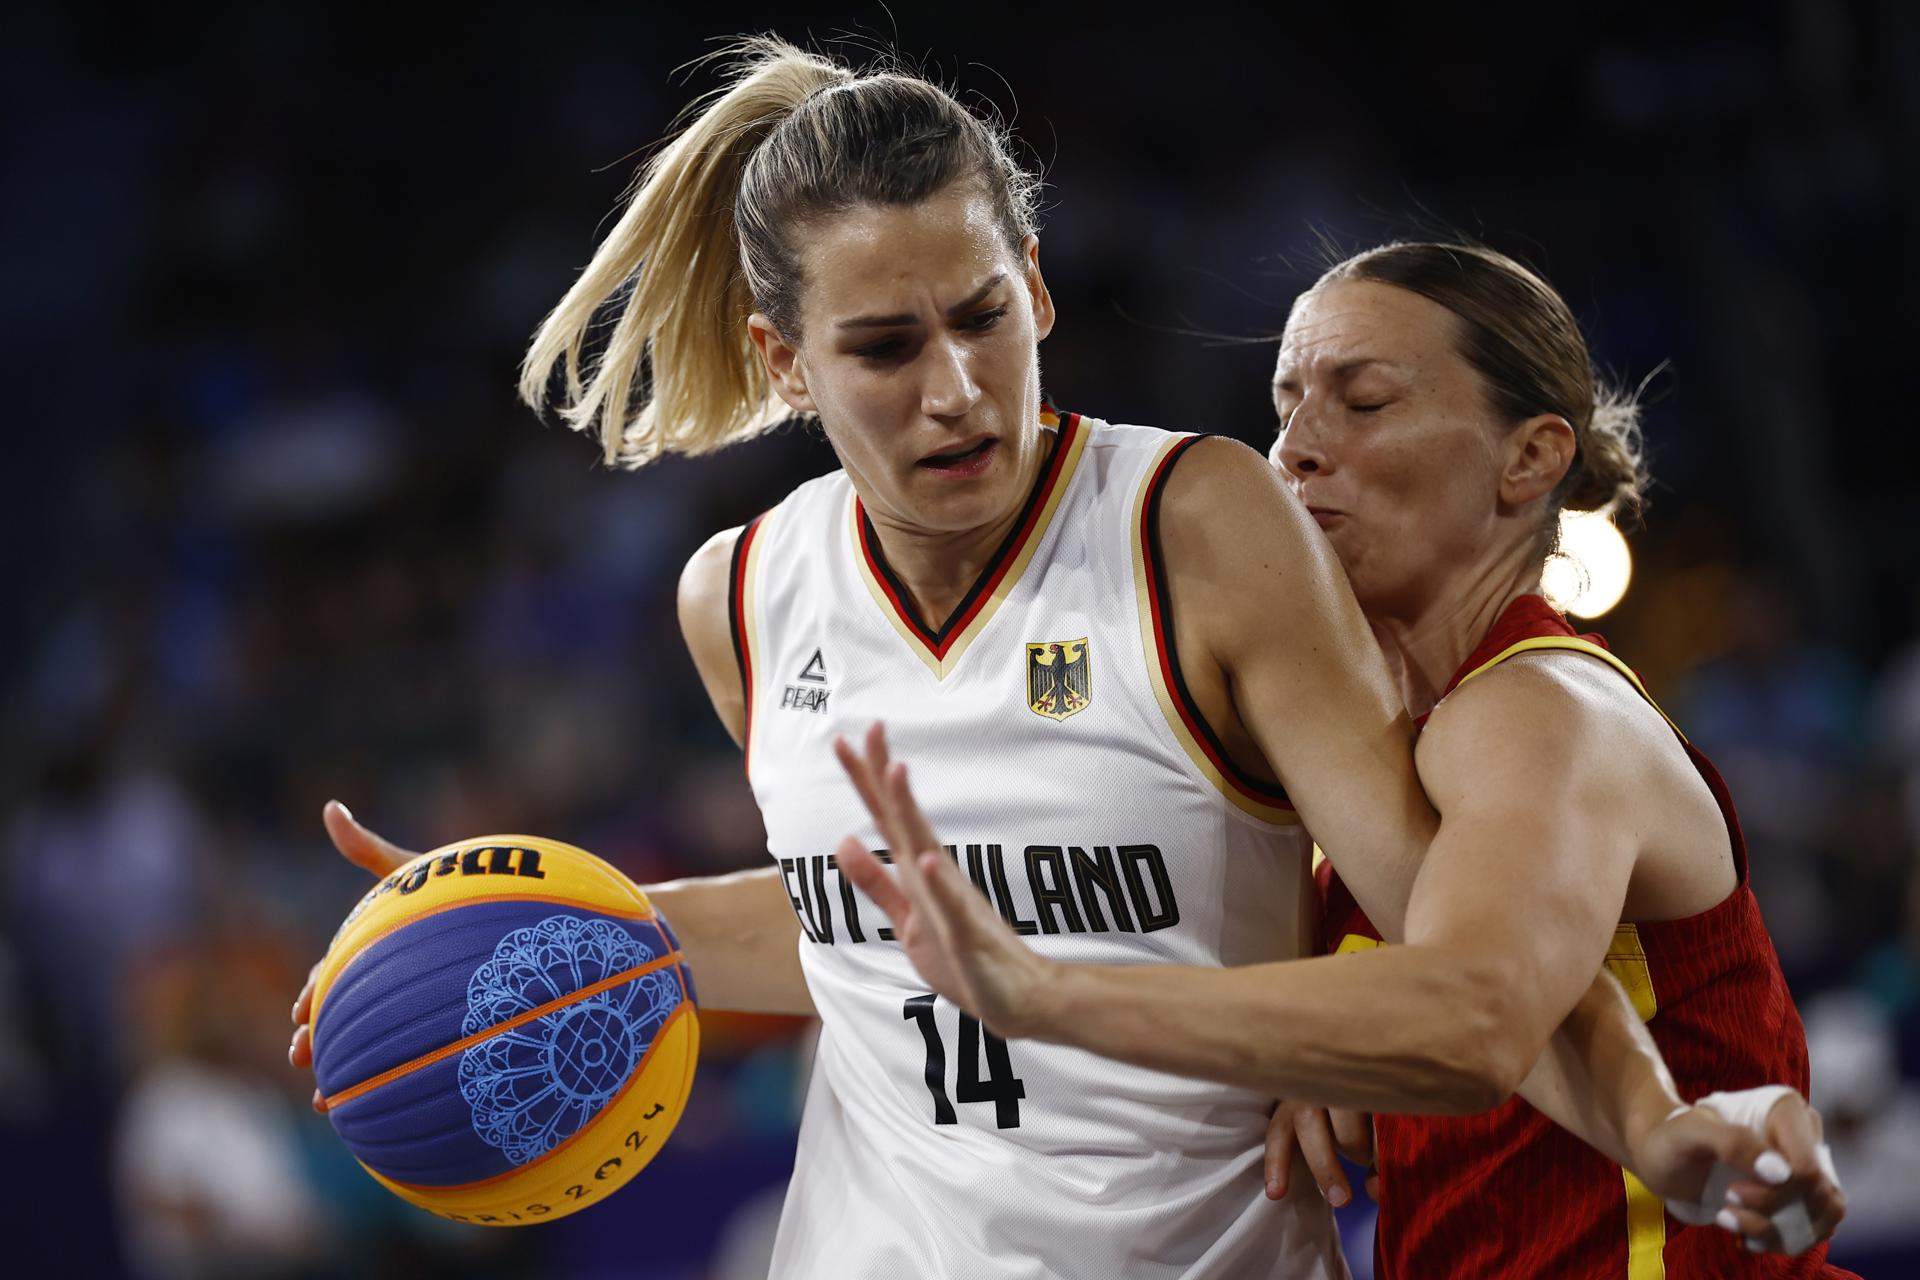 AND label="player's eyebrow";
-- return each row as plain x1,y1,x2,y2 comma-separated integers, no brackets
1273,357,1408,389
837,274,1007,330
